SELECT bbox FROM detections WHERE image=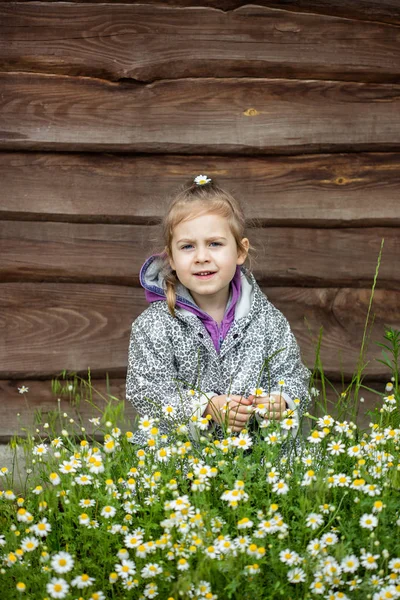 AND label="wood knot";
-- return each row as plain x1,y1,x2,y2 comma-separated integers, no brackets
274,23,301,33
243,108,259,117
